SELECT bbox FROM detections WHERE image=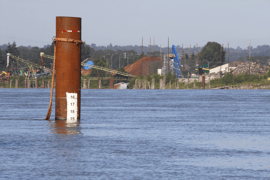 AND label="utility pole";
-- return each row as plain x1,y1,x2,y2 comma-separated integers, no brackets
249,40,251,75
160,44,162,70
154,37,156,73
160,44,162,58
119,54,121,69
197,44,199,77
228,42,229,73
190,44,191,65
111,53,115,68
154,37,155,57
220,44,222,74
149,38,151,57
168,37,170,72
142,37,143,54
